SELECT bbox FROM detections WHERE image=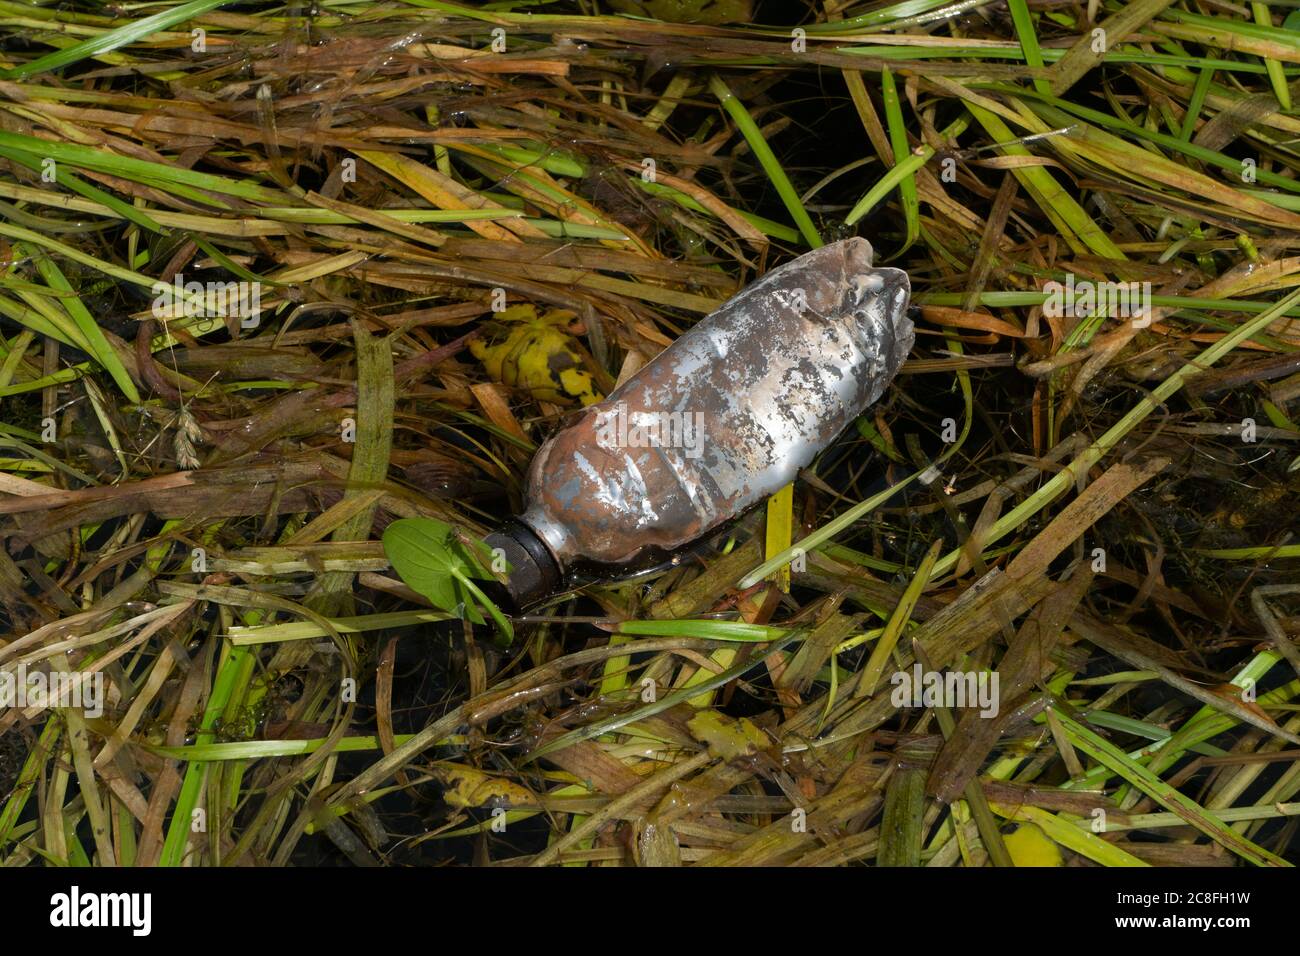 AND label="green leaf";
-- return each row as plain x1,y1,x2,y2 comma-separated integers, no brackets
382,517,512,644
422,567,459,611
383,517,465,604
455,532,501,581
